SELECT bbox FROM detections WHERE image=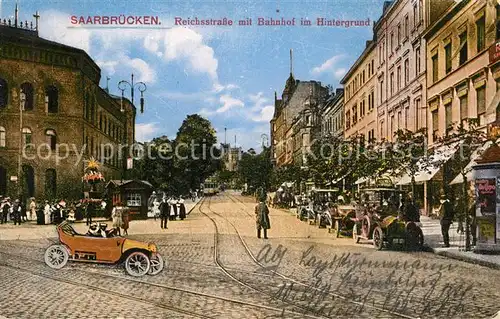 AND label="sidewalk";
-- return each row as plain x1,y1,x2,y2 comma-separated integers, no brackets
420,215,500,269
0,198,201,241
